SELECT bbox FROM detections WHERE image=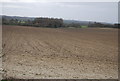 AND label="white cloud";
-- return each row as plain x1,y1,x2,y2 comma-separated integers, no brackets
3,4,30,9
1,2,118,23
1,0,37,3
0,0,119,2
